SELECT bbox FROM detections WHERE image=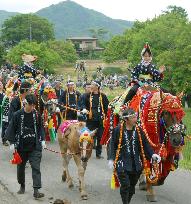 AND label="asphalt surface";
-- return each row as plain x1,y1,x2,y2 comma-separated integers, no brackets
0,141,190,204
